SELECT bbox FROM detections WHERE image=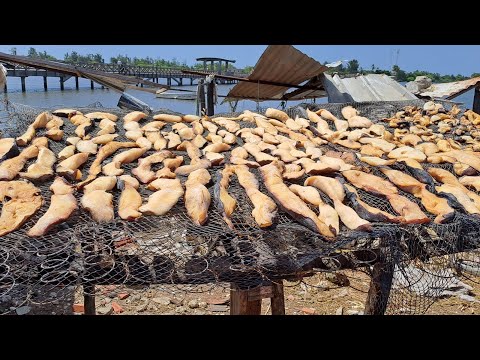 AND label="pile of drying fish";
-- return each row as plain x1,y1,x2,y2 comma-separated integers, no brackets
1,102,480,241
